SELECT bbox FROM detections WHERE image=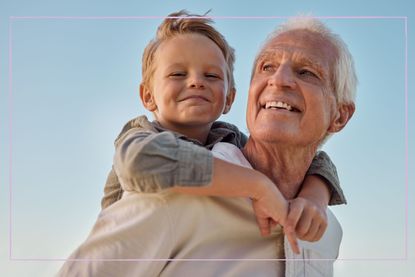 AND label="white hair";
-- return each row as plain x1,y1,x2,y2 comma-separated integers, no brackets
253,16,357,105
